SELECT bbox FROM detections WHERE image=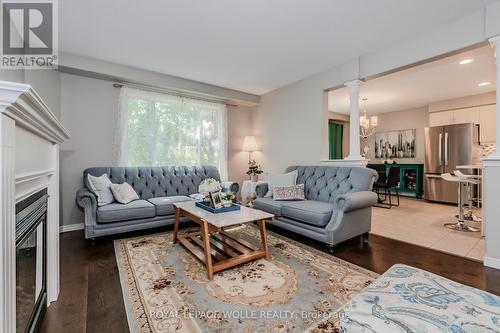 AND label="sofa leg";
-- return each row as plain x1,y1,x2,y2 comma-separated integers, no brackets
362,232,369,244
326,244,336,254
89,237,96,246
